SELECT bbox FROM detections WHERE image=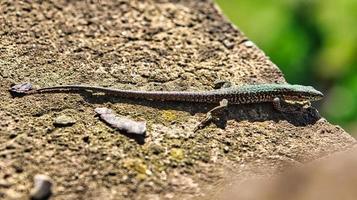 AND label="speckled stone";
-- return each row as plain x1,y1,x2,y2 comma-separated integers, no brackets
53,115,76,127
